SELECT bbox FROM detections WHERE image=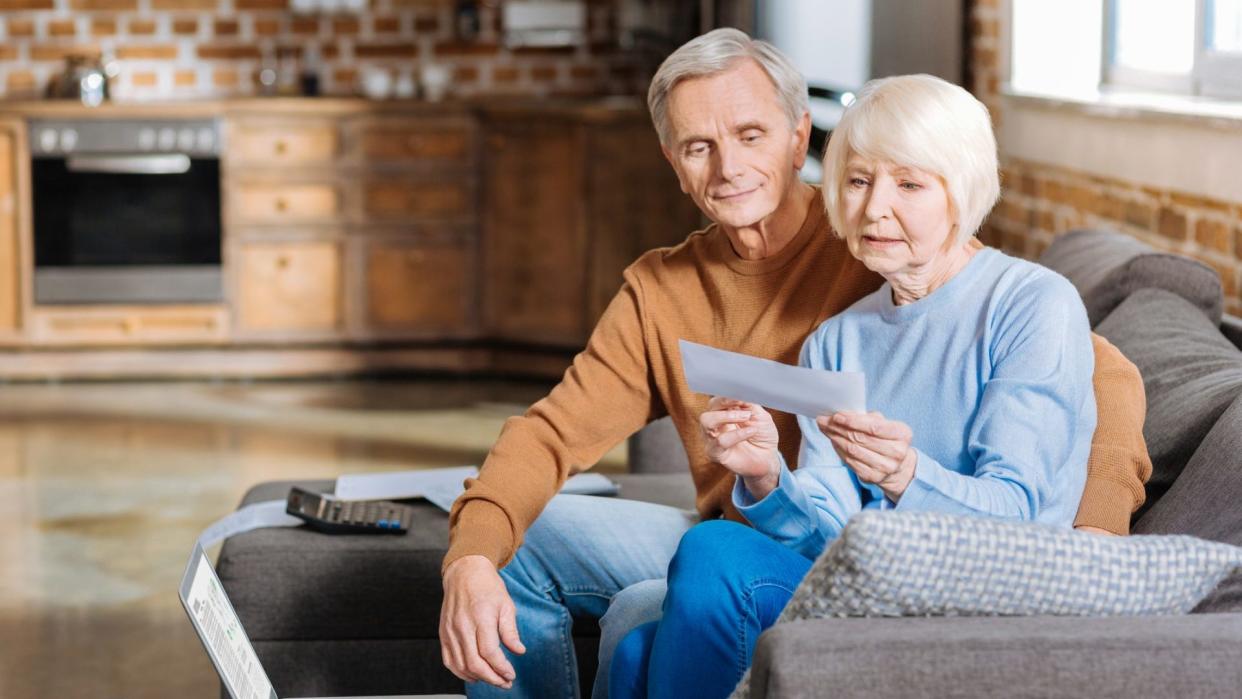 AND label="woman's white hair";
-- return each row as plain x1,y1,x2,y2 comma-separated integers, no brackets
822,74,1000,243
647,27,809,146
